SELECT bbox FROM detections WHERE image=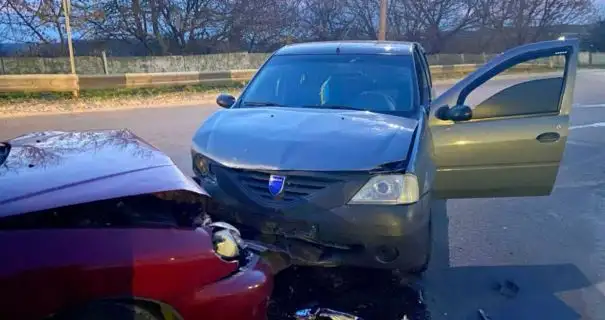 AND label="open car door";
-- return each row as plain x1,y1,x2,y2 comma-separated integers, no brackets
430,39,579,199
